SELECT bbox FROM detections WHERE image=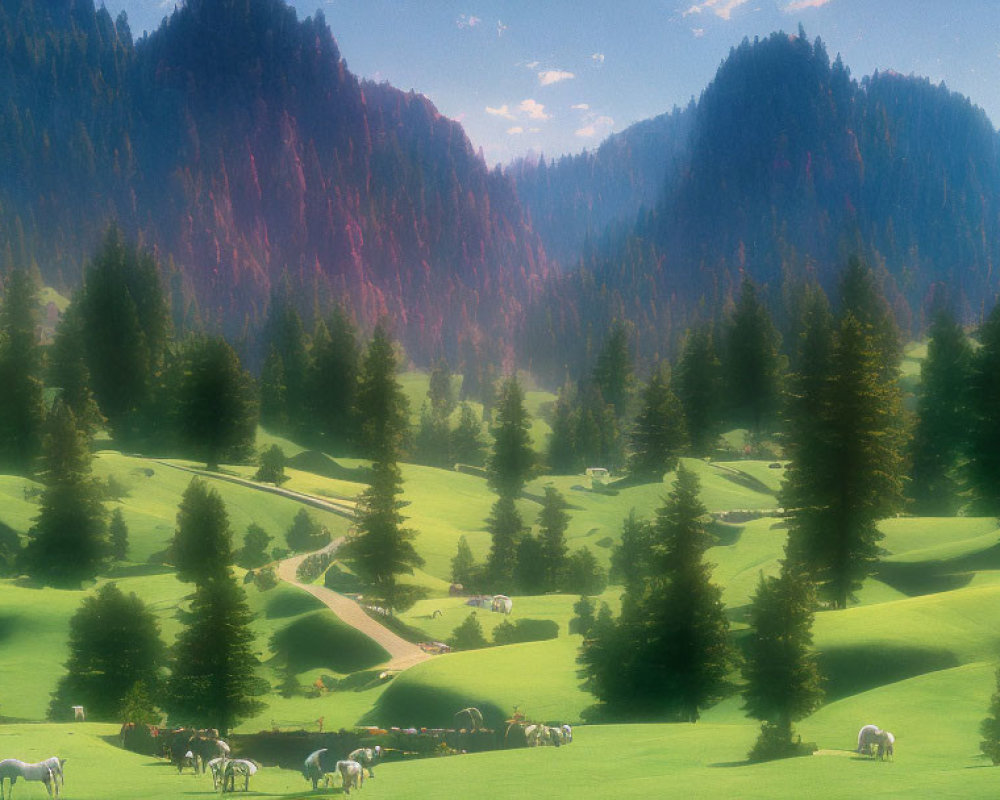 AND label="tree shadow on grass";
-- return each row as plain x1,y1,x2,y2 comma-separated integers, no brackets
816,644,959,702
876,541,1000,597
